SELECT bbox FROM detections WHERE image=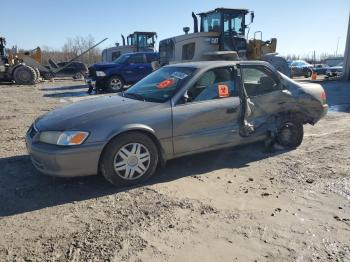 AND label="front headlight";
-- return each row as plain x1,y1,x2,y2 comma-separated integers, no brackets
39,131,89,146
96,71,106,77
